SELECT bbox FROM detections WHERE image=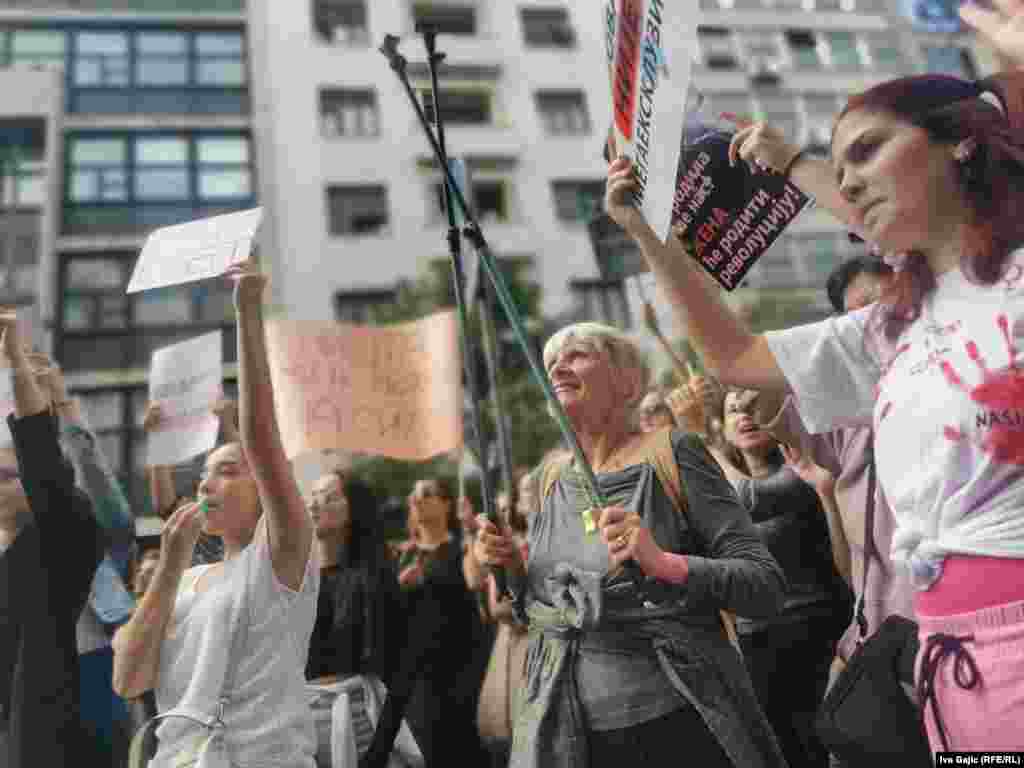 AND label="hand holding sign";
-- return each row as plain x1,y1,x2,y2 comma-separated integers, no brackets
724,114,803,178
226,259,268,310
605,156,650,241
